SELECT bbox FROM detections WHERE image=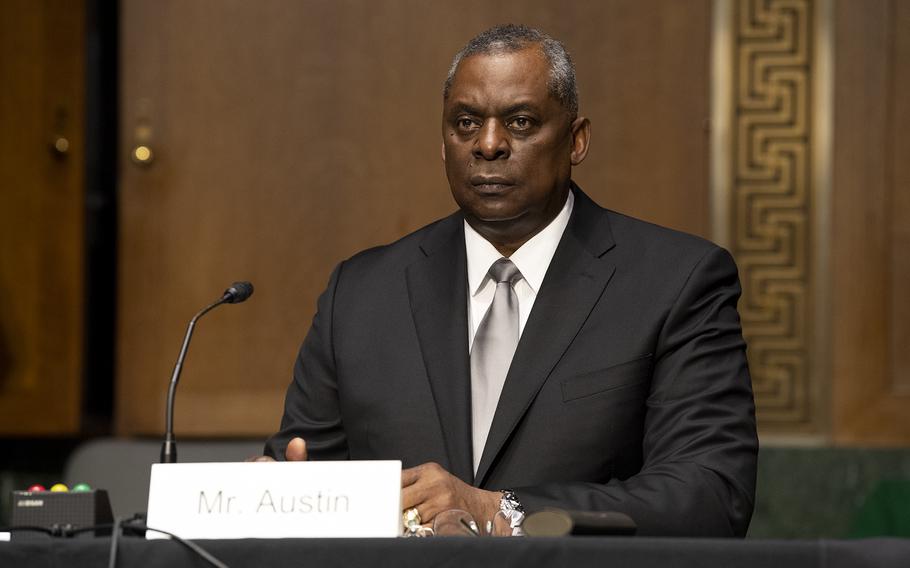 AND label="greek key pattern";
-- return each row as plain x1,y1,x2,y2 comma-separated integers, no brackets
730,0,814,428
